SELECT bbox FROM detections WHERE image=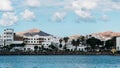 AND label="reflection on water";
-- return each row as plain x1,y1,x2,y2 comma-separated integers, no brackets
0,55,120,68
